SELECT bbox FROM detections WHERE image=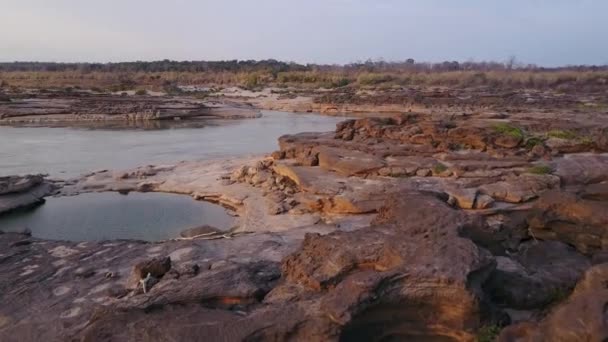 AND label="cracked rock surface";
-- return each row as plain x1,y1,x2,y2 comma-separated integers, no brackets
1,108,608,341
